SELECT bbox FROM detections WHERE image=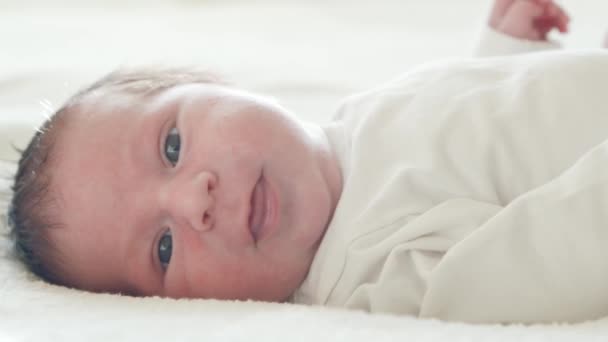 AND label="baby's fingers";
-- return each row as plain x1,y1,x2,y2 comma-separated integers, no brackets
533,16,559,39
489,0,517,28
541,1,570,32
498,1,545,40
552,5,570,33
